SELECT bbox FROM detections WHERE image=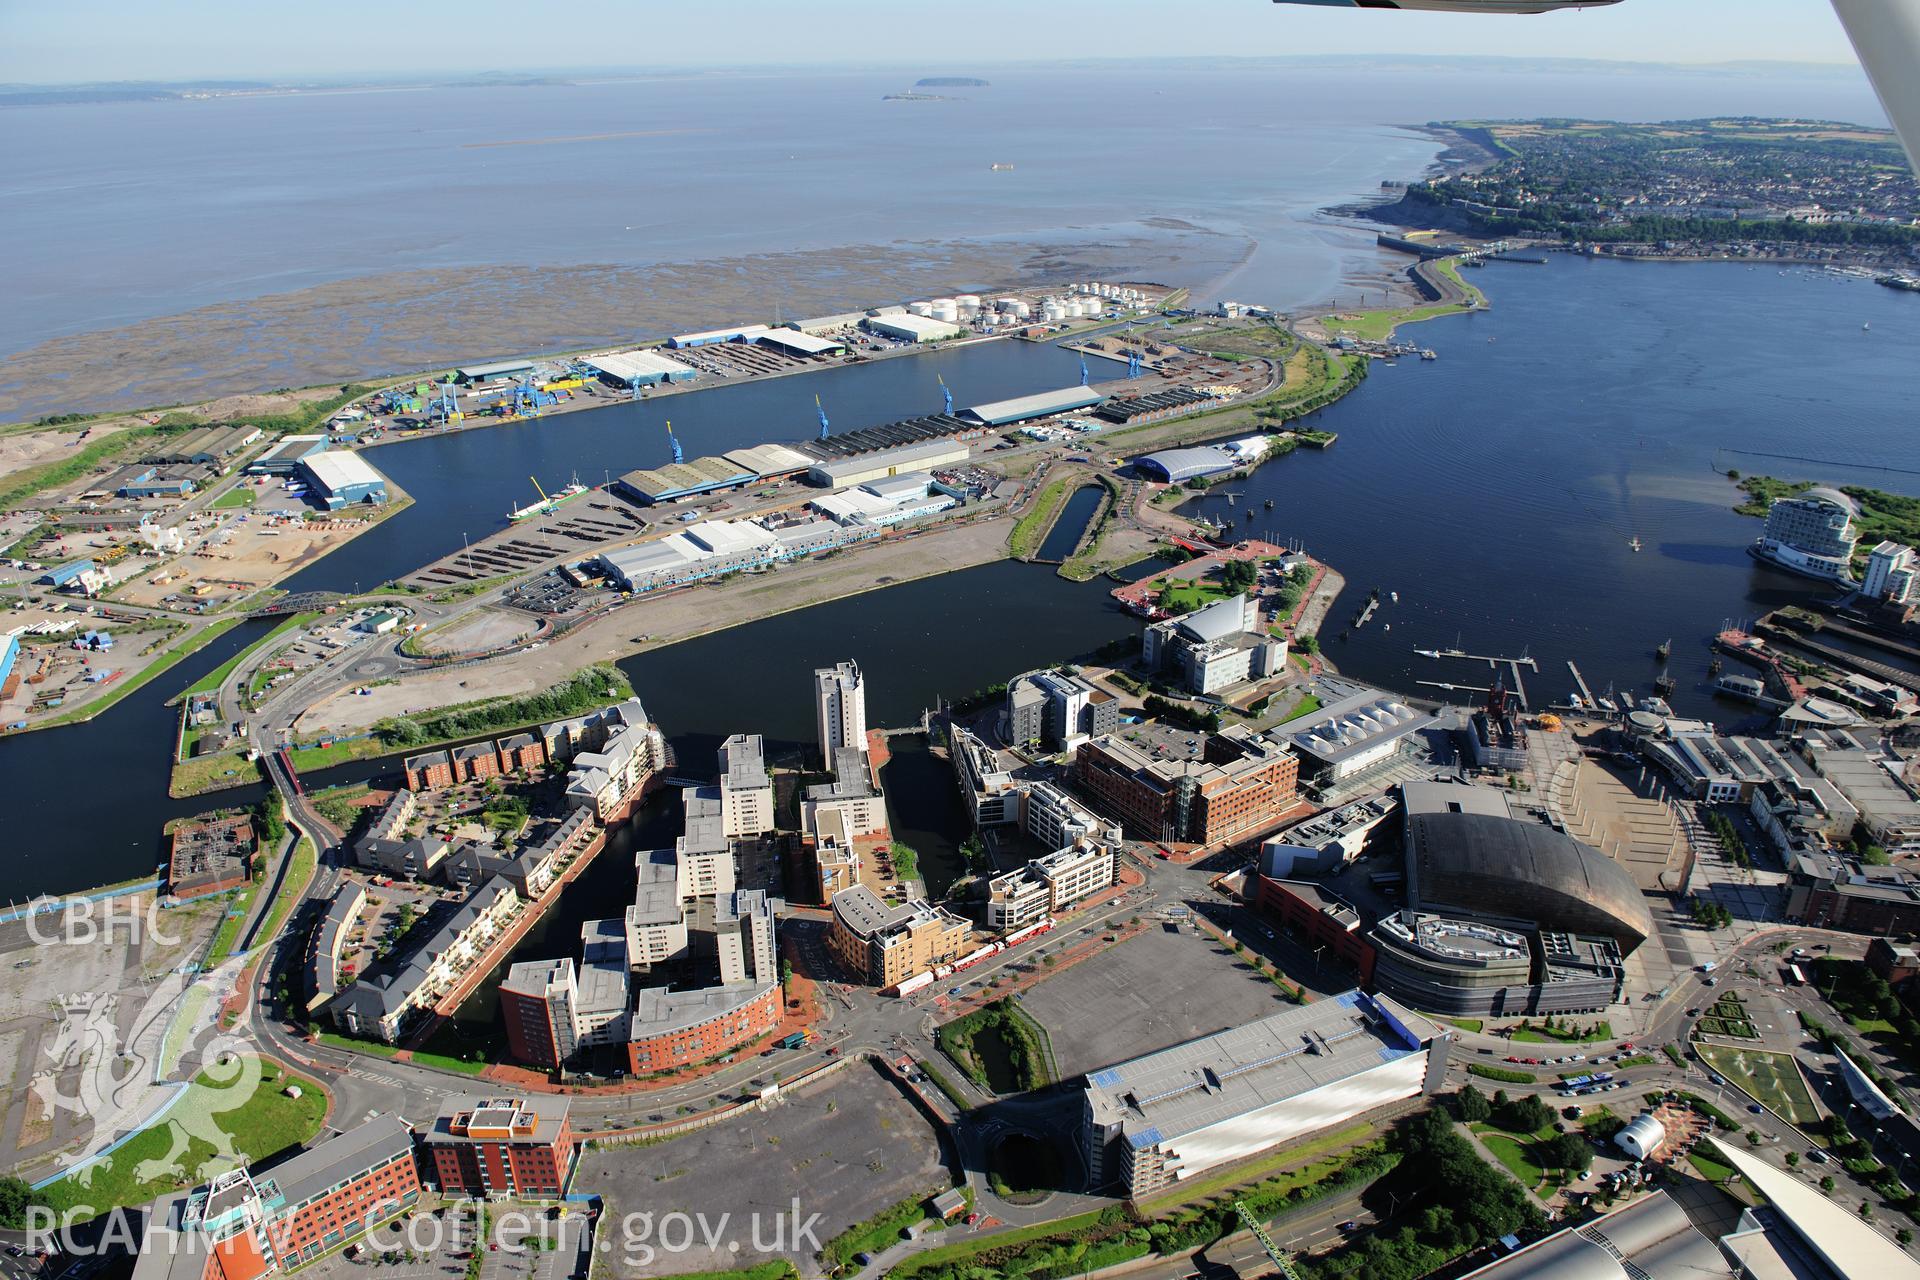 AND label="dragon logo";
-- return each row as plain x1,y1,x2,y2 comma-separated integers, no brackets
34,952,264,1190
